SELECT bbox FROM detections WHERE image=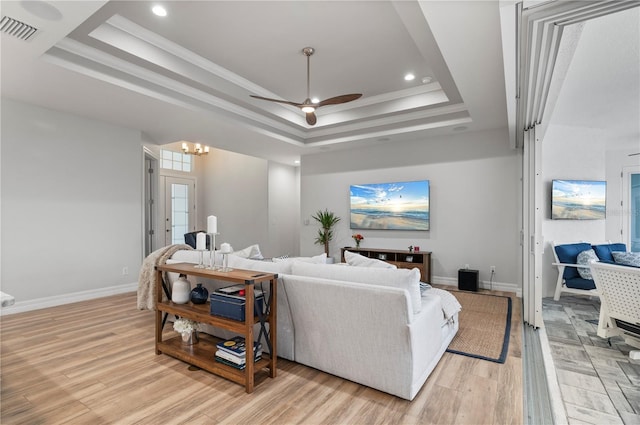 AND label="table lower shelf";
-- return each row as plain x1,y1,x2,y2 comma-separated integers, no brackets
156,332,273,391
